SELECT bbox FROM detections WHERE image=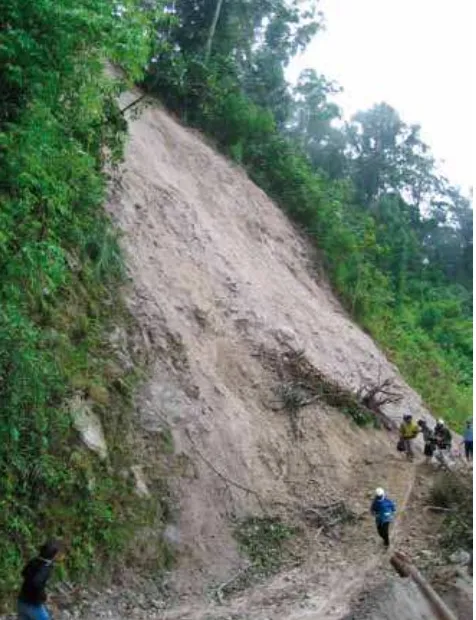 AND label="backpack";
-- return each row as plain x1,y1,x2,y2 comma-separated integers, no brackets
396,438,405,452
